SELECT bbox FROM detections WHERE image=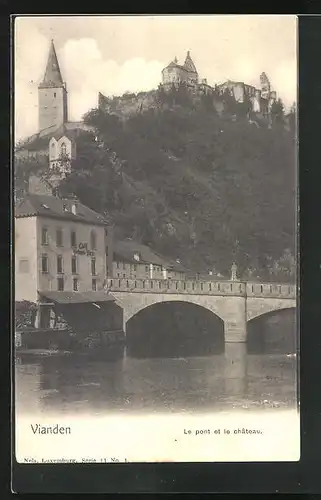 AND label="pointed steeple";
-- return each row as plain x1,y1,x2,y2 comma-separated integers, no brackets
39,40,64,88
184,50,197,74
38,39,68,130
